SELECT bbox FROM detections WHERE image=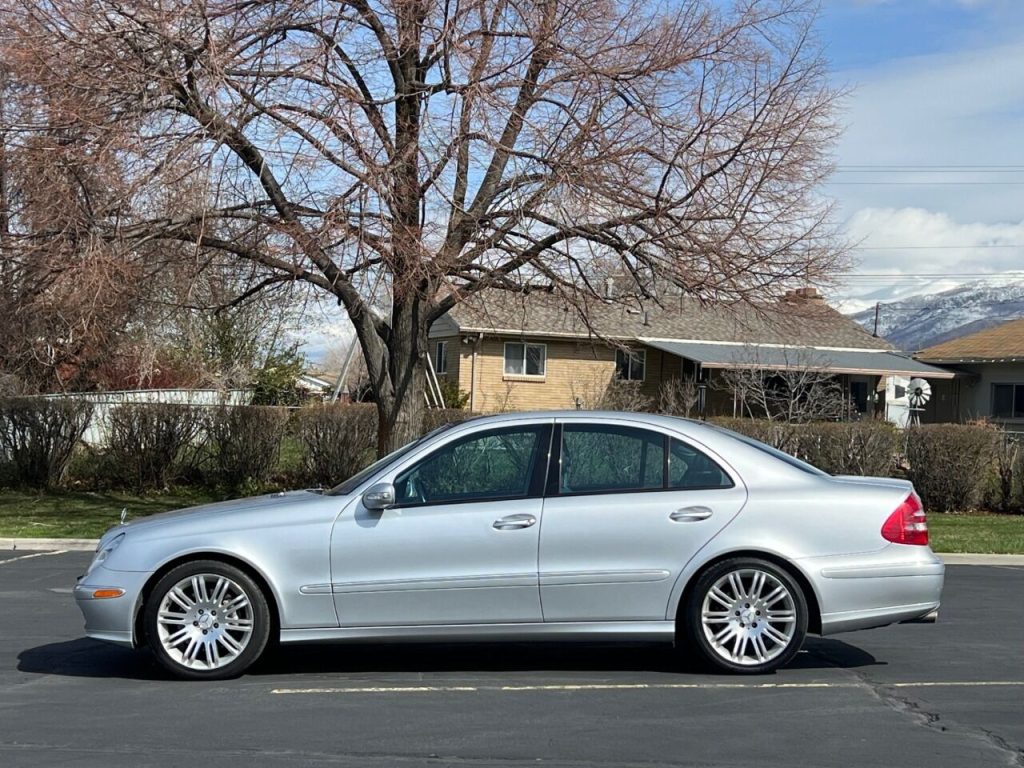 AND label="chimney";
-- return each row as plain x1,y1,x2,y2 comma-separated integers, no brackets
782,287,825,304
